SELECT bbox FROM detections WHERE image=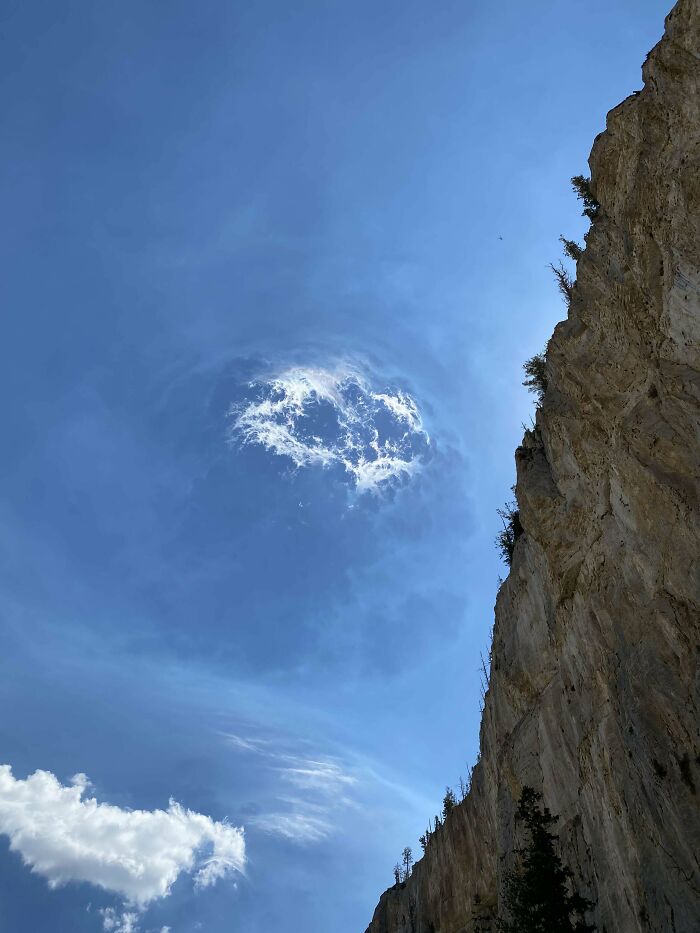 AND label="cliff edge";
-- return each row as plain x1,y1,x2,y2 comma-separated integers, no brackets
365,2,700,930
